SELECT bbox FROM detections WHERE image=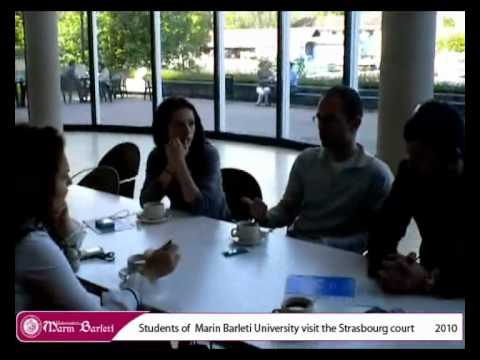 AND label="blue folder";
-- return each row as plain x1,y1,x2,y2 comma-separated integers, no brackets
286,275,356,298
